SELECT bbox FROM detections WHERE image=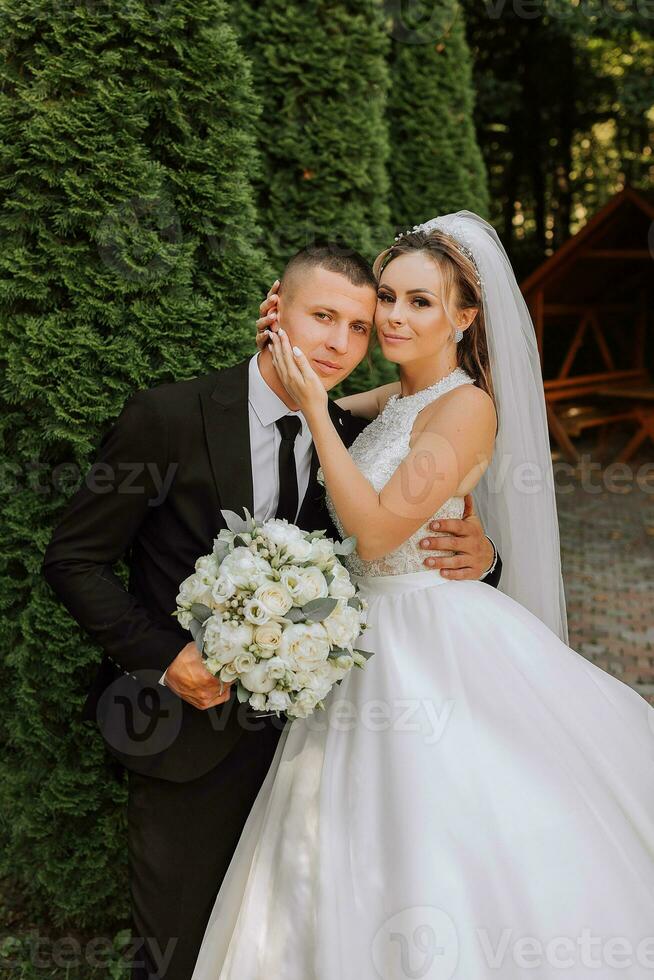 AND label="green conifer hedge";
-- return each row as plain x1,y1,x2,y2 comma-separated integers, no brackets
0,0,267,930
233,0,392,267
387,0,489,227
